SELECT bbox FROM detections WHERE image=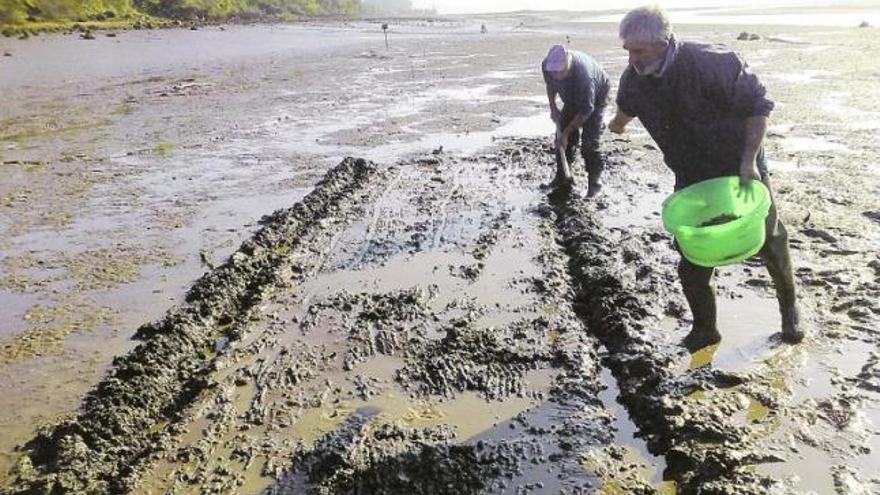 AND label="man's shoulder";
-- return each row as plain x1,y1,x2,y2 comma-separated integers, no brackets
570,50,598,66
677,40,738,63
